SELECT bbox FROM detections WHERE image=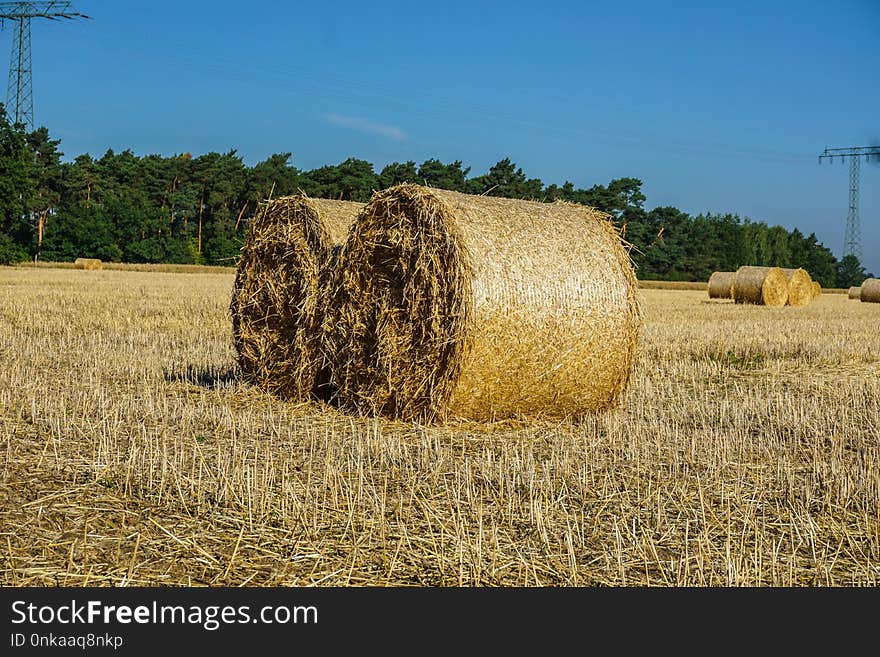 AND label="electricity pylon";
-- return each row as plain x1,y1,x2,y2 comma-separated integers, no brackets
819,145,880,263
0,2,90,131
